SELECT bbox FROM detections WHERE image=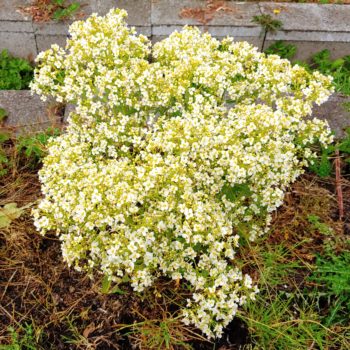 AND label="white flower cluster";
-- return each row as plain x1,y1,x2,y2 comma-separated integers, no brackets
31,9,334,338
